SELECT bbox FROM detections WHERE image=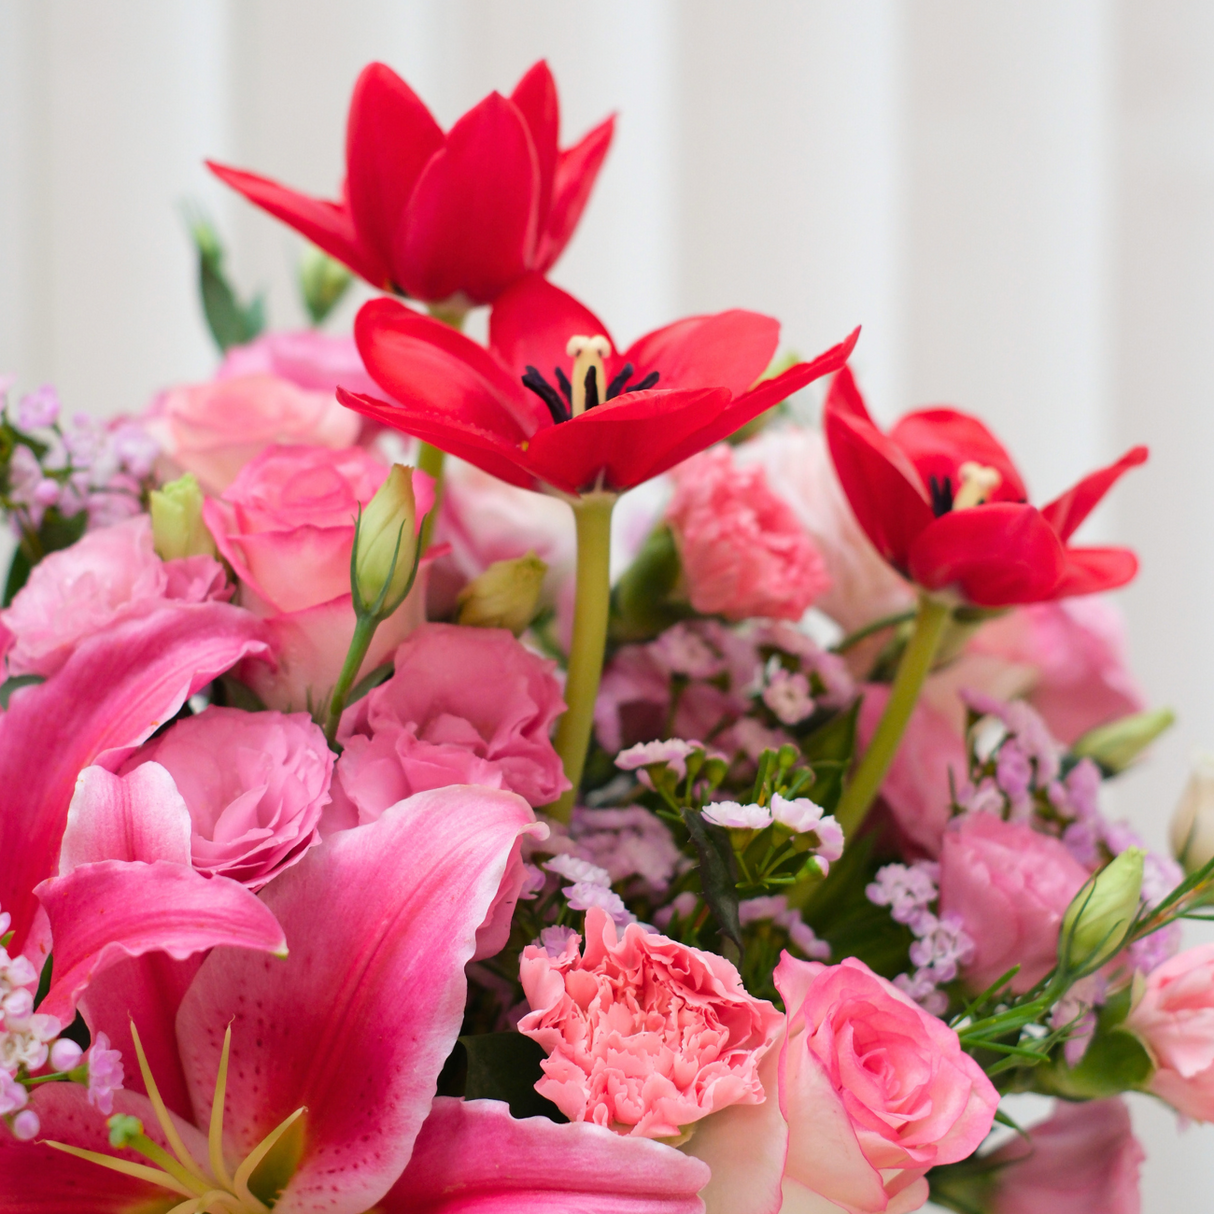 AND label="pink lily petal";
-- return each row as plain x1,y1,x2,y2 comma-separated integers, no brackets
35,859,287,1025
58,763,192,873
382,1097,711,1213
176,786,544,1214
0,603,269,955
